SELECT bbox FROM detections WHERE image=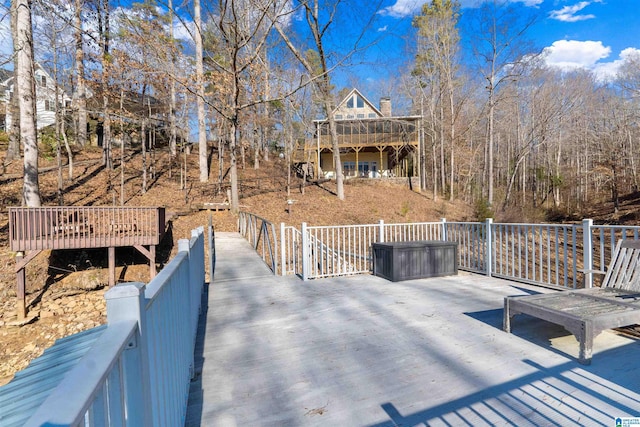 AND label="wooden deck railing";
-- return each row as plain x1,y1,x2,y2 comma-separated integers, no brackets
9,206,166,252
